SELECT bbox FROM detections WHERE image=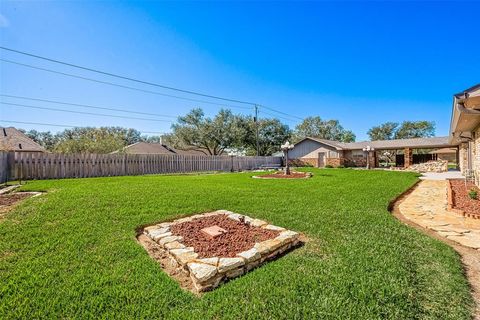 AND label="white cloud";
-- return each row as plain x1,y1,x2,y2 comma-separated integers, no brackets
0,13,9,28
